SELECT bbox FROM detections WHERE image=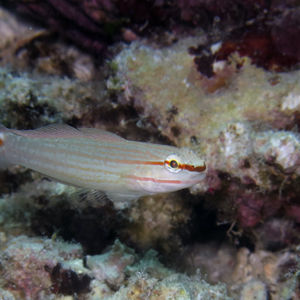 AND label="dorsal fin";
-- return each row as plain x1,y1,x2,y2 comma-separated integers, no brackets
10,124,126,142
11,124,83,138
79,127,125,142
